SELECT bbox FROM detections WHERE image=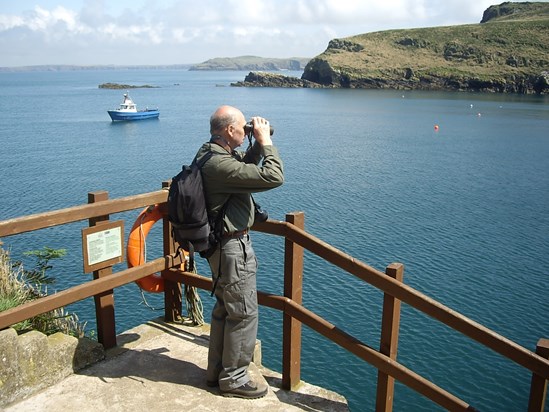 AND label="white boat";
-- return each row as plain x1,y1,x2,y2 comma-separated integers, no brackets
108,93,159,121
